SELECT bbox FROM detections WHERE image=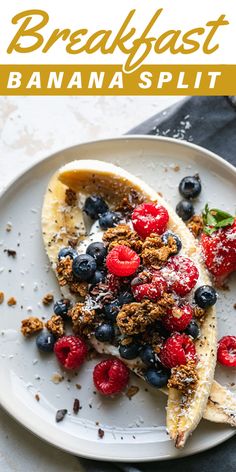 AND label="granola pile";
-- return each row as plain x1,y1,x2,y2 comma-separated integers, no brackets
20,184,213,401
